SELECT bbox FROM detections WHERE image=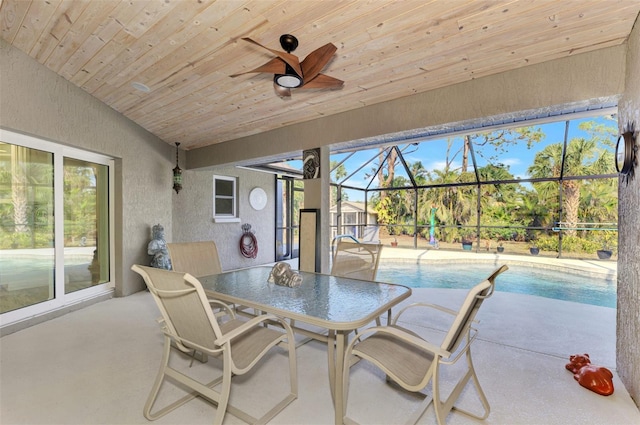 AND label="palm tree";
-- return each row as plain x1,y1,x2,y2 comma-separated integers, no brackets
528,138,611,236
